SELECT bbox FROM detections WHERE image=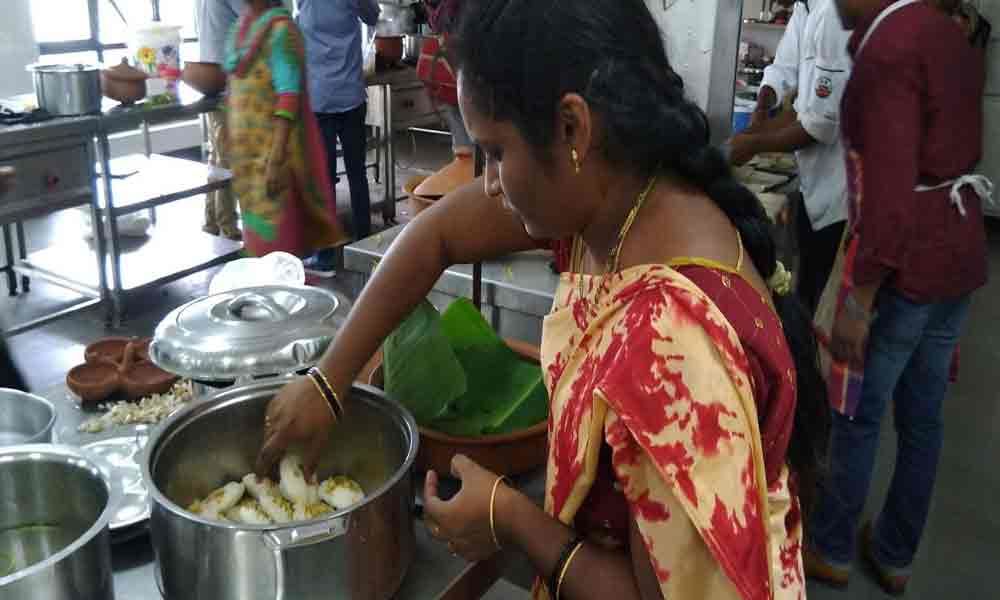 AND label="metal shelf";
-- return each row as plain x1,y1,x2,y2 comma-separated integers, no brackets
21,223,242,295
97,154,232,217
